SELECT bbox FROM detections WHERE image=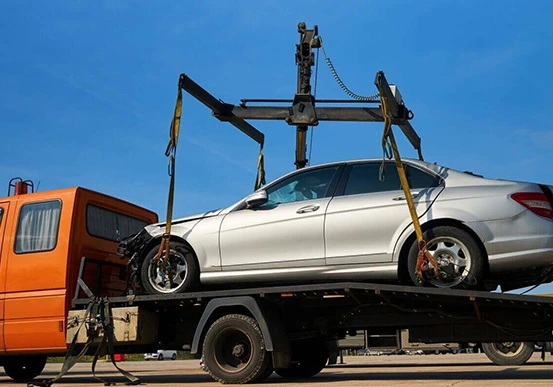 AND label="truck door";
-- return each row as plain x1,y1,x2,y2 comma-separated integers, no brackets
4,198,68,353
0,202,9,354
